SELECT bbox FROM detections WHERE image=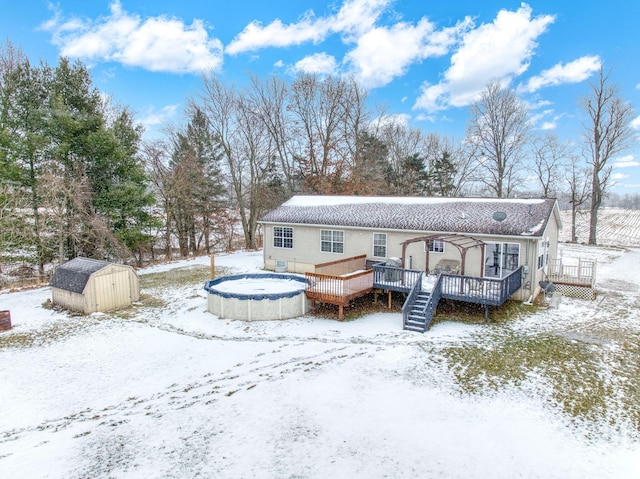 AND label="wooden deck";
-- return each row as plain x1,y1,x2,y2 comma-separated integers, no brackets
402,267,523,332
547,259,596,287
305,254,524,324
305,255,375,320
305,269,373,320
